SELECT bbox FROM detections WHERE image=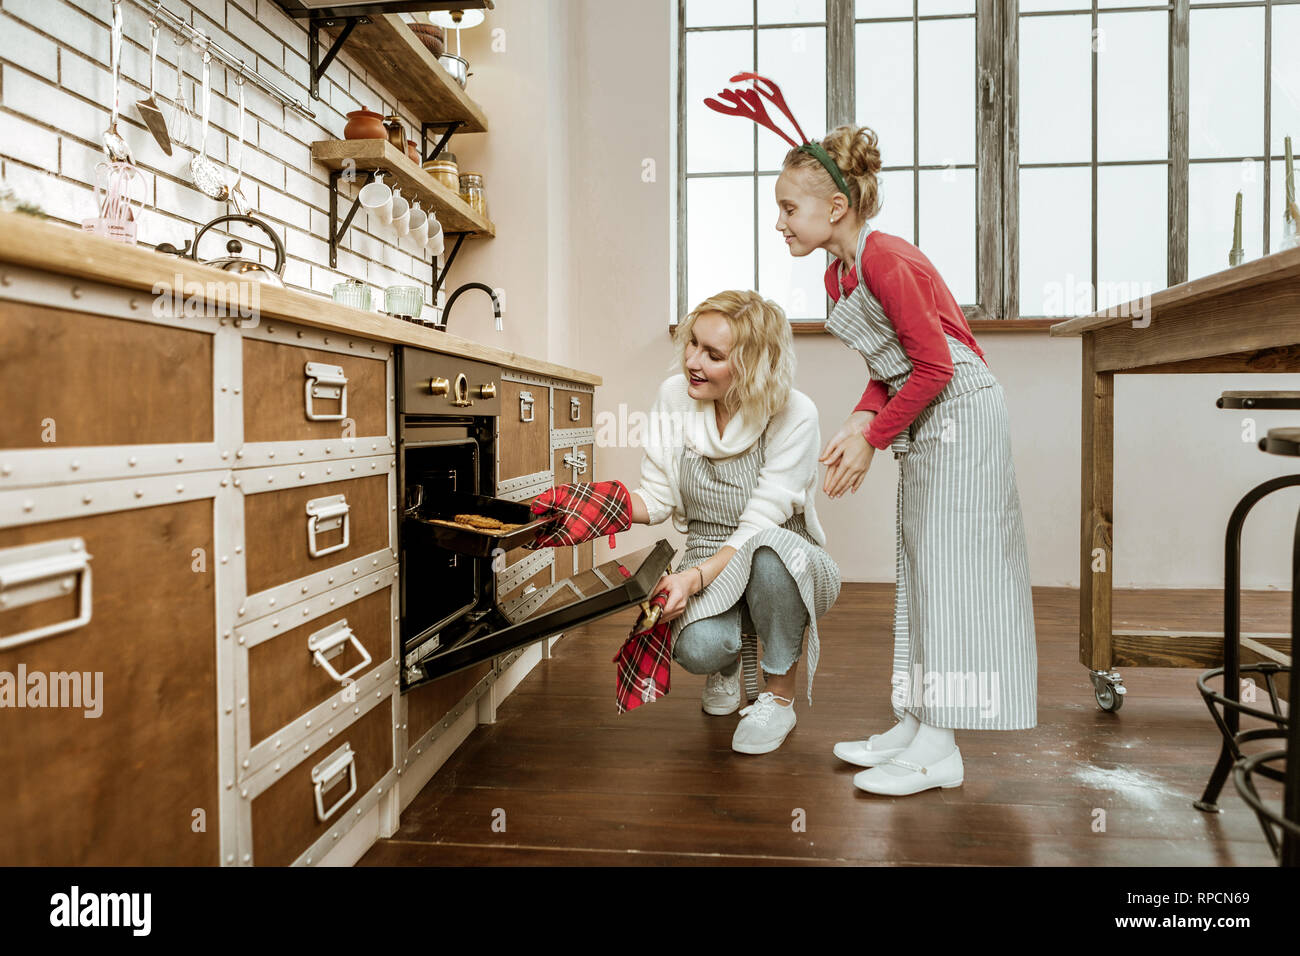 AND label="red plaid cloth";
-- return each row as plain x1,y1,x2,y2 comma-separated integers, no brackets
612,592,671,713
528,480,633,549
